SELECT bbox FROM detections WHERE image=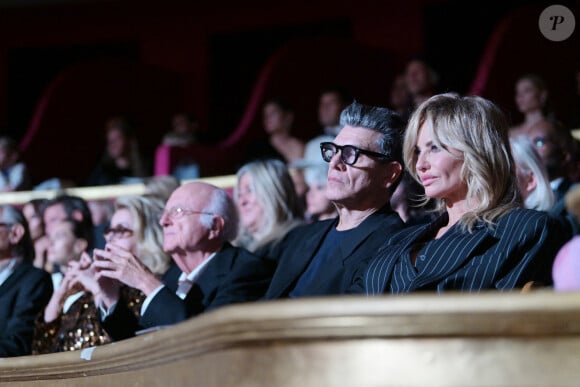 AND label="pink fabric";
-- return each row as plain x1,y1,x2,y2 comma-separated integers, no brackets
154,144,172,176
552,236,580,292
468,15,512,96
